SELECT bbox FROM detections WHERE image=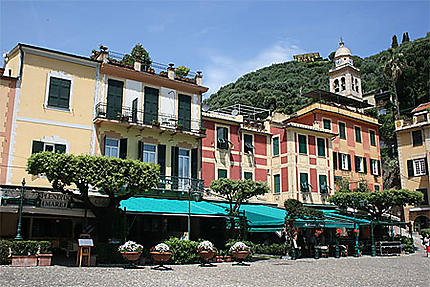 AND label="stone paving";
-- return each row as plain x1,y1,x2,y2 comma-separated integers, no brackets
1,252,429,287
